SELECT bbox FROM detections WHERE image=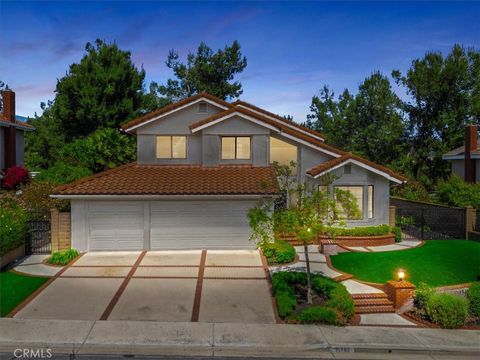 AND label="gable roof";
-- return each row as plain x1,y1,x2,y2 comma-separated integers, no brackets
306,153,406,184
442,141,480,160
189,106,345,158
121,93,232,132
52,163,279,197
233,100,325,141
120,93,326,143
